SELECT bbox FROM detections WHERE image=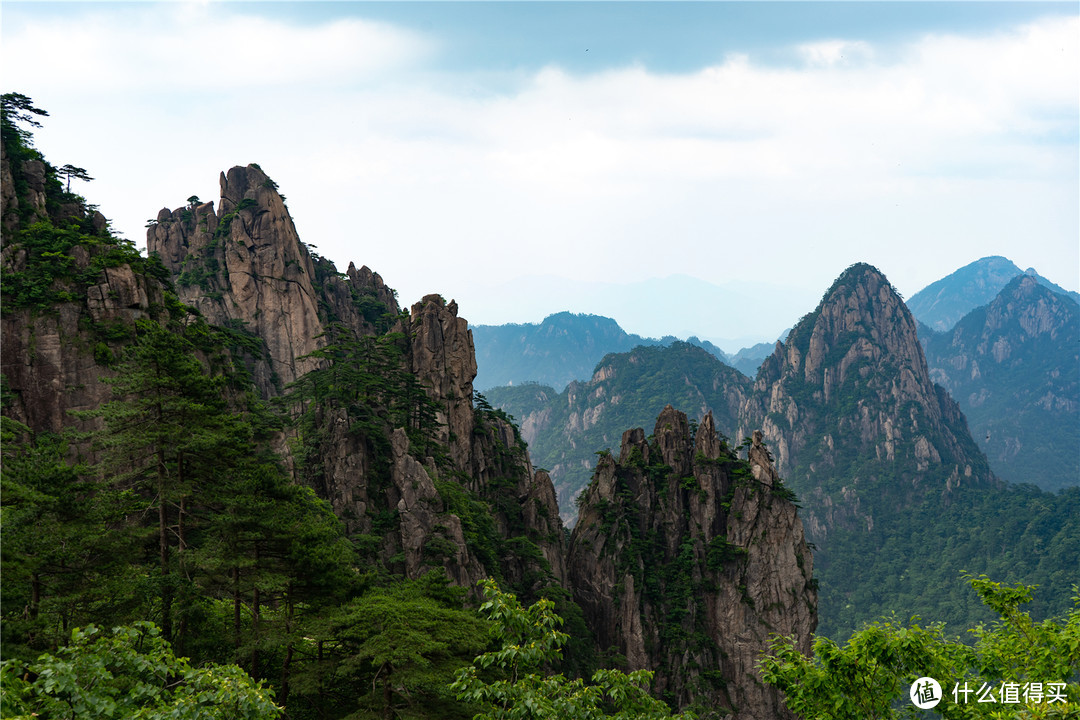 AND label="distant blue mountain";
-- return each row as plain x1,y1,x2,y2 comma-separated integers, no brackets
473,312,777,392
907,256,1079,332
